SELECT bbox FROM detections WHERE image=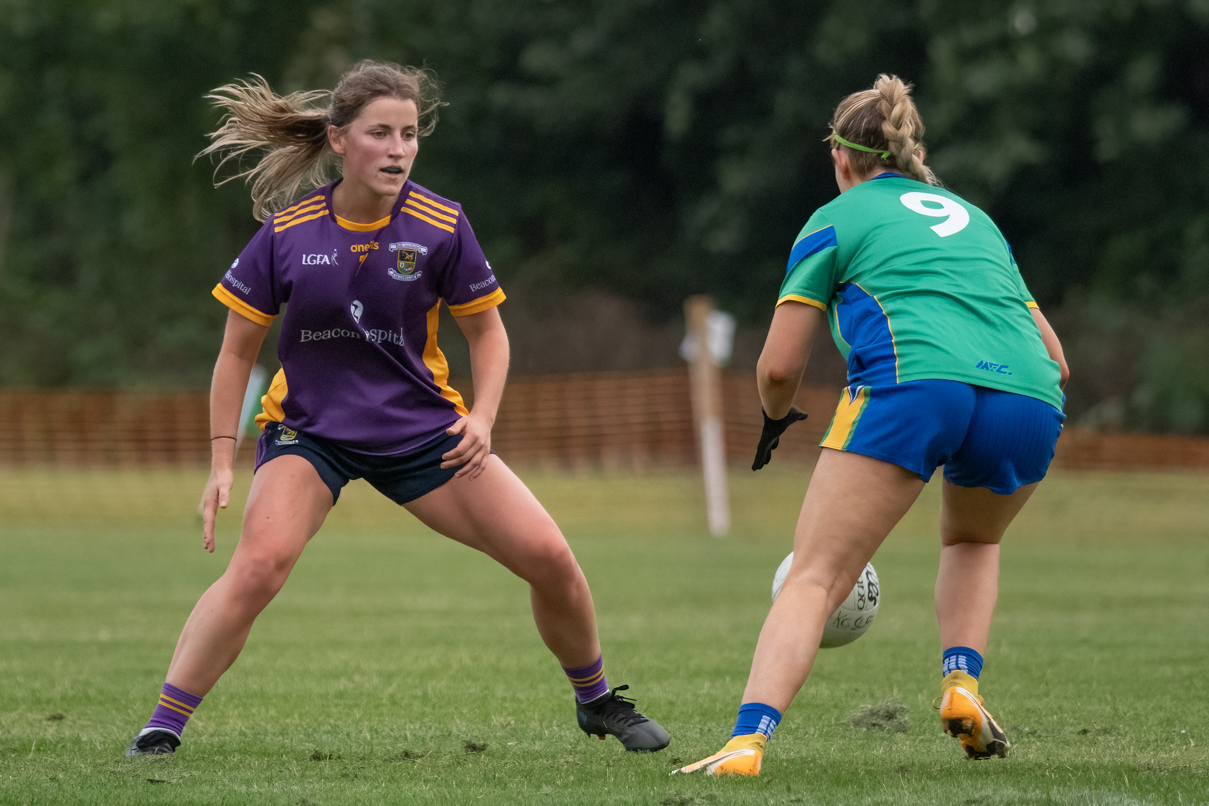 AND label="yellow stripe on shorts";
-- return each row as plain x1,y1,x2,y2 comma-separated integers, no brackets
820,386,869,451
